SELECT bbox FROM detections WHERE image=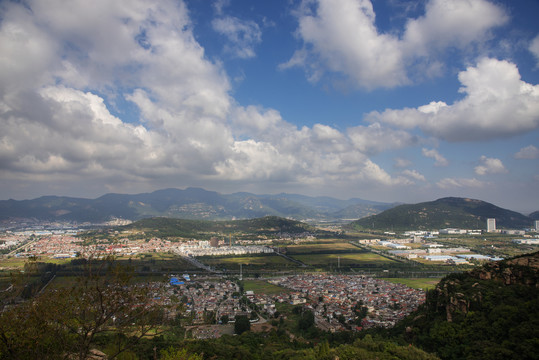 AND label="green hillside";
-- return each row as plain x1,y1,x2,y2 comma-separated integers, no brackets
349,197,532,231
391,251,539,359
121,216,317,239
